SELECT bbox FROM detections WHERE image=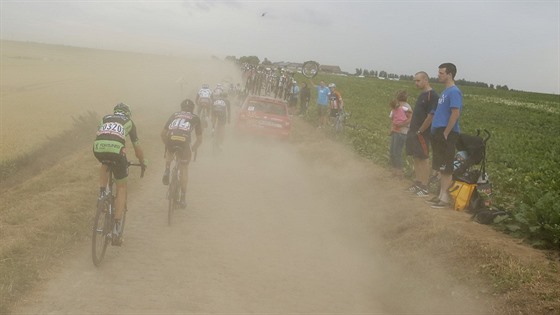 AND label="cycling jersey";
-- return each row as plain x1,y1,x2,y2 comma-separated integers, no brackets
93,113,139,155
329,90,343,110
163,111,202,144
197,88,212,99
211,98,230,125
93,113,139,180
